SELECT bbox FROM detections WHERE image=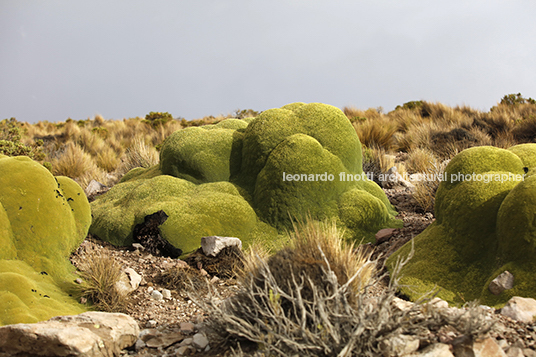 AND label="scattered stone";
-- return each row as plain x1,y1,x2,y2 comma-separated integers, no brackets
429,297,449,309
134,339,146,351
151,289,163,301
490,271,515,295
132,243,144,251
379,334,420,356
375,228,396,244
145,332,184,349
85,179,108,197
501,297,536,323
74,278,83,284
0,311,139,357
116,267,142,295
523,348,536,357
382,166,415,190
408,343,454,357
192,333,209,350
180,322,195,335
453,337,507,357
139,329,159,342
179,337,193,346
146,320,158,328
506,346,524,357
201,236,242,257
392,296,414,311
210,276,220,284
176,345,194,355
162,289,172,299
